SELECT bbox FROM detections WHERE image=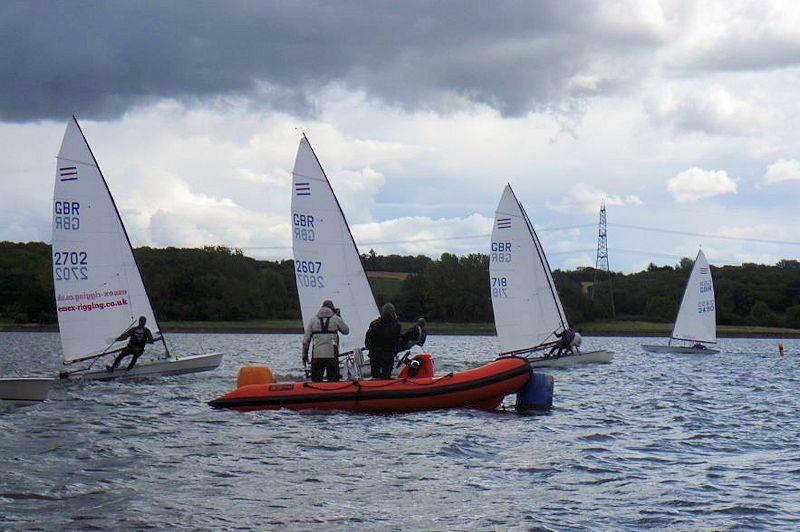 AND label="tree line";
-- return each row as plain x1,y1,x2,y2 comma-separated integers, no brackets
1,241,799,328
